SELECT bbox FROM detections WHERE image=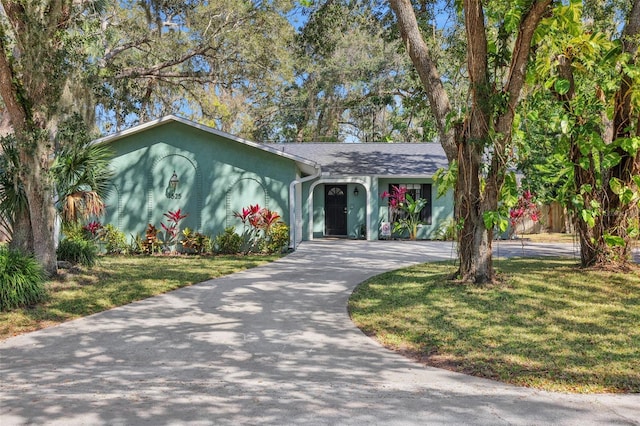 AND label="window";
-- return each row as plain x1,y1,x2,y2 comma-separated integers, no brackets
388,183,432,225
